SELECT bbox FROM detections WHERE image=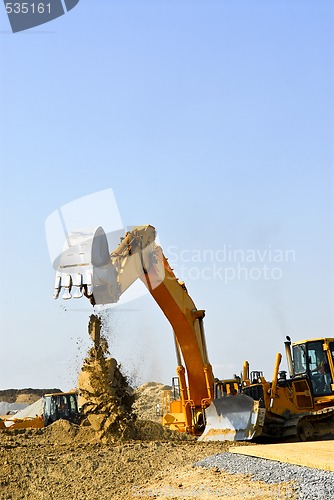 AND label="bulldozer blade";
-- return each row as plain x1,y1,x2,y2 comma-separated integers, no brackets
199,394,258,442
